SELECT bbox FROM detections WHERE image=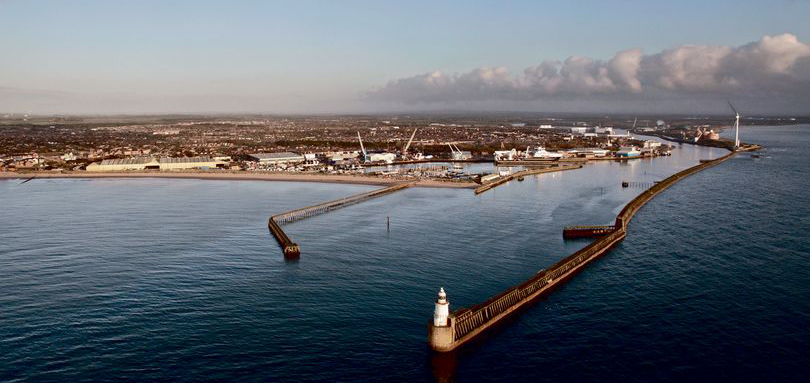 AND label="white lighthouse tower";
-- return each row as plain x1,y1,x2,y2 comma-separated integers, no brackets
433,287,449,327
429,287,455,351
